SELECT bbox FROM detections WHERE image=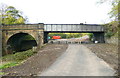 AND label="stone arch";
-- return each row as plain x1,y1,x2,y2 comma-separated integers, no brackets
6,32,37,53
7,31,37,43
